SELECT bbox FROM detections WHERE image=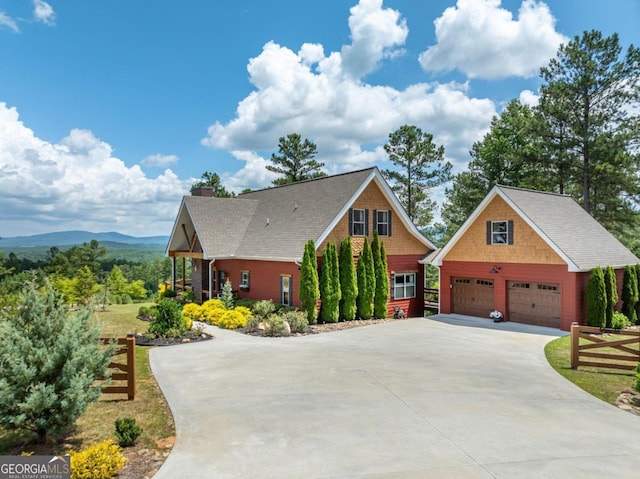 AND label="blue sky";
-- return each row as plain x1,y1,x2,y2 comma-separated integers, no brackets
1,0,638,237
